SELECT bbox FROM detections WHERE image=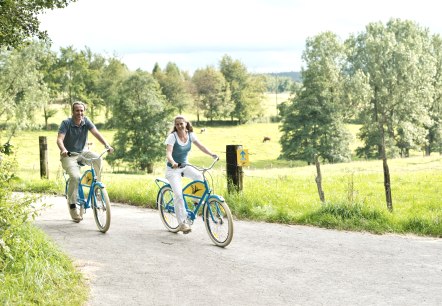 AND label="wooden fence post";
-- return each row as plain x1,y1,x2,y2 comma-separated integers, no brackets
226,145,243,193
39,136,49,179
